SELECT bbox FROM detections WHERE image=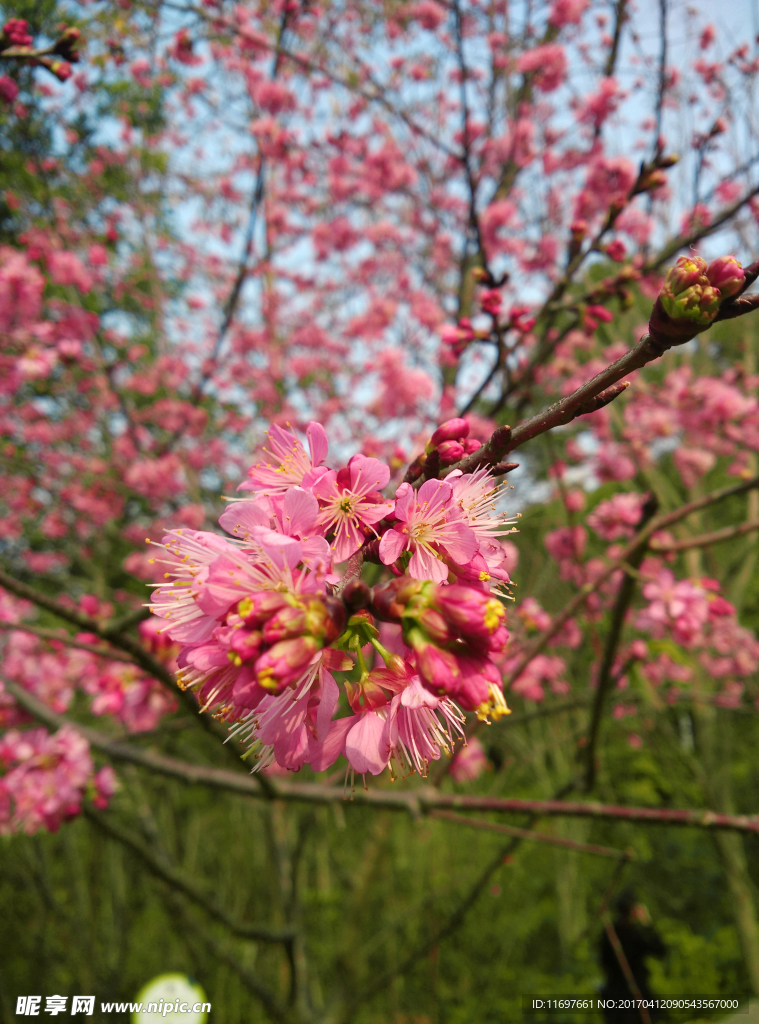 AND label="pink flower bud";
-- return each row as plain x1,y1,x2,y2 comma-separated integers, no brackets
437,440,465,465
411,636,461,695
666,255,708,294
228,629,263,664
236,592,289,628
263,604,307,643
461,439,482,454
254,636,320,691
433,585,507,647
706,255,744,299
417,607,454,644
429,417,470,448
